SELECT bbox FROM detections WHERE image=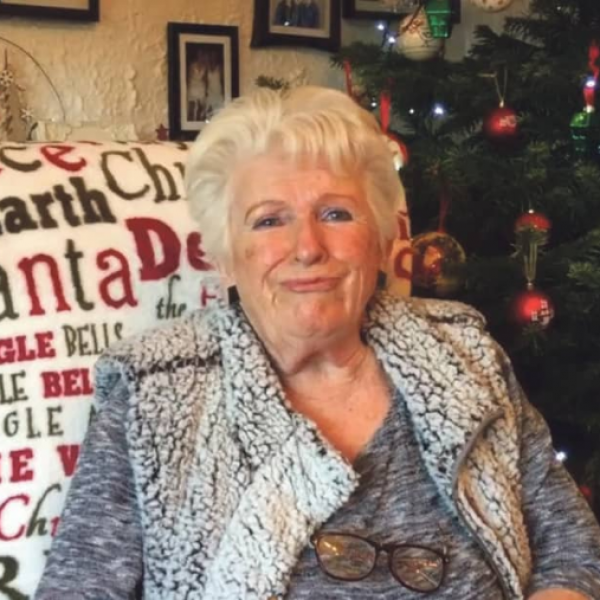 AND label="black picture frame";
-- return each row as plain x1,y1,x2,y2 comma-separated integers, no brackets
343,0,460,23
251,0,341,53
0,0,99,21
167,22,240,141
